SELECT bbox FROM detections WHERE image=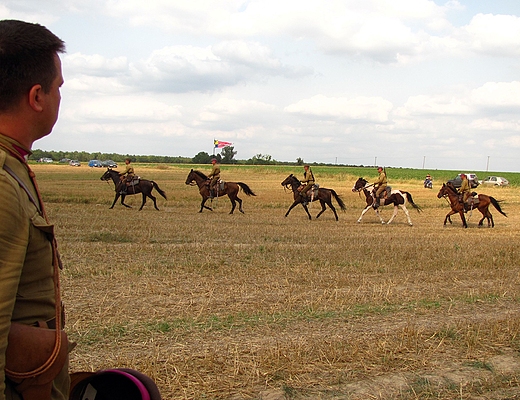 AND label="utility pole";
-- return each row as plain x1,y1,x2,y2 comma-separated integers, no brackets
486,156,490,172
374,156,377,166
422,156,426,169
